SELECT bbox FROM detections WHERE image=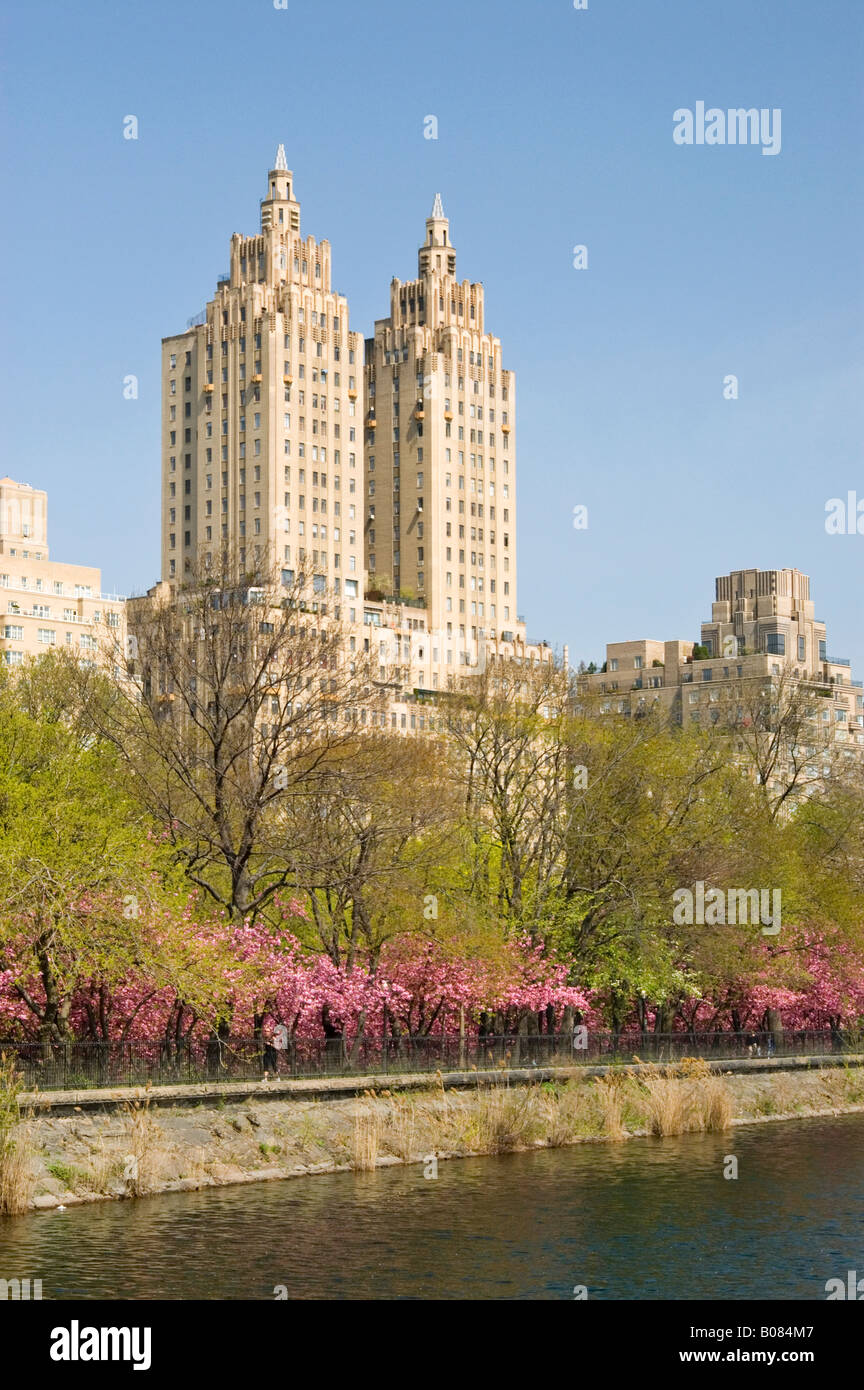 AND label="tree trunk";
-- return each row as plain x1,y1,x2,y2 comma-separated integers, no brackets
765,1008,784,1054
